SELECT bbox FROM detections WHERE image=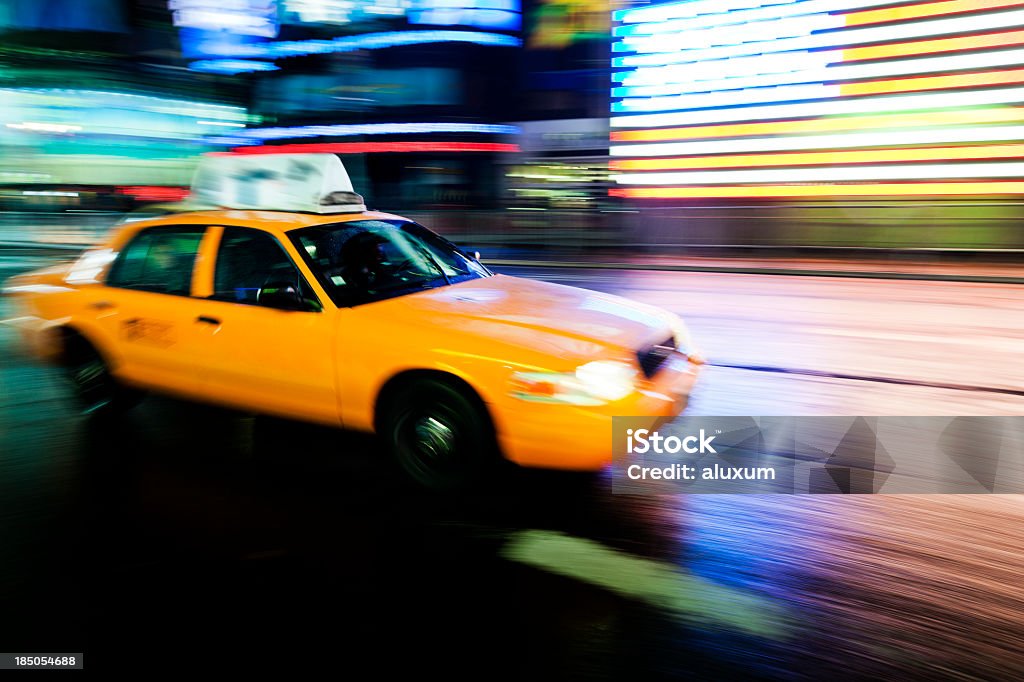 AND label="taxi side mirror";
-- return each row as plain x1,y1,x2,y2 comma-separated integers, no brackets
472,251,481,261
258,282,318,312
